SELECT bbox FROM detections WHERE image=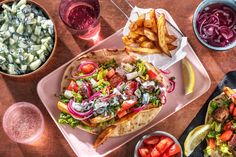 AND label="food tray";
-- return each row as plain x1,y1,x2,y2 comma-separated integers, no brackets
179,71,236,157
37,9,211,157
